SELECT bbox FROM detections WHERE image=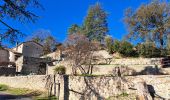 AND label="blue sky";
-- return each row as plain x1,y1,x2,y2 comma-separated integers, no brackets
3,0,151,46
